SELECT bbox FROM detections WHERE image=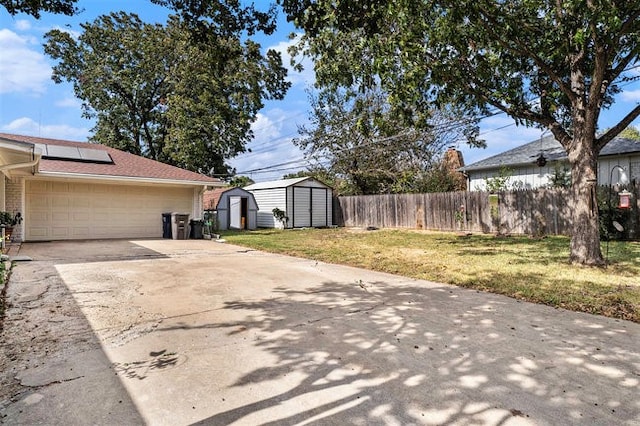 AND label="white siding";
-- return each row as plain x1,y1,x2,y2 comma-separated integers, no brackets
469,154,640,191
598,157,635,185
469,163,562,190
250,188,286,228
